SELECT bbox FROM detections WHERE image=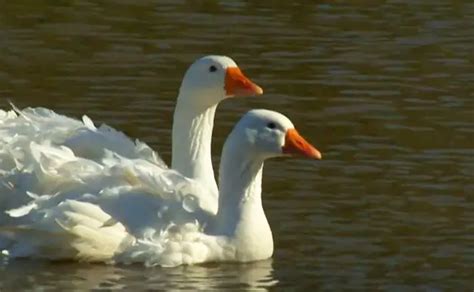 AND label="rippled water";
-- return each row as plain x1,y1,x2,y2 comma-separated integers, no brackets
1,1,473,290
